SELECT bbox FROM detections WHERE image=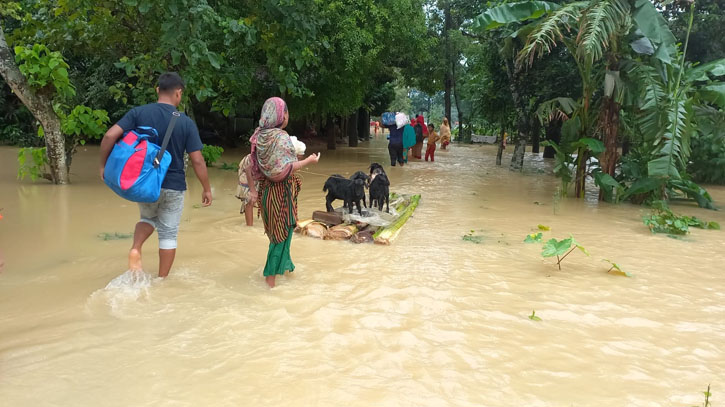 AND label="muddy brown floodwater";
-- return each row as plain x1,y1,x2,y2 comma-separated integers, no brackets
0,138,723,407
